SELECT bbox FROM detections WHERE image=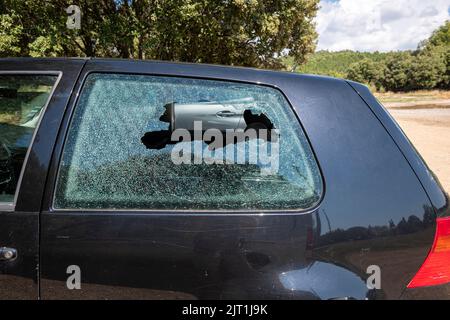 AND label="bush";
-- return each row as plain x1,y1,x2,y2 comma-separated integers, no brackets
346,58,383,89
380,53,413,92
408,49,447,90
438,47,450,88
